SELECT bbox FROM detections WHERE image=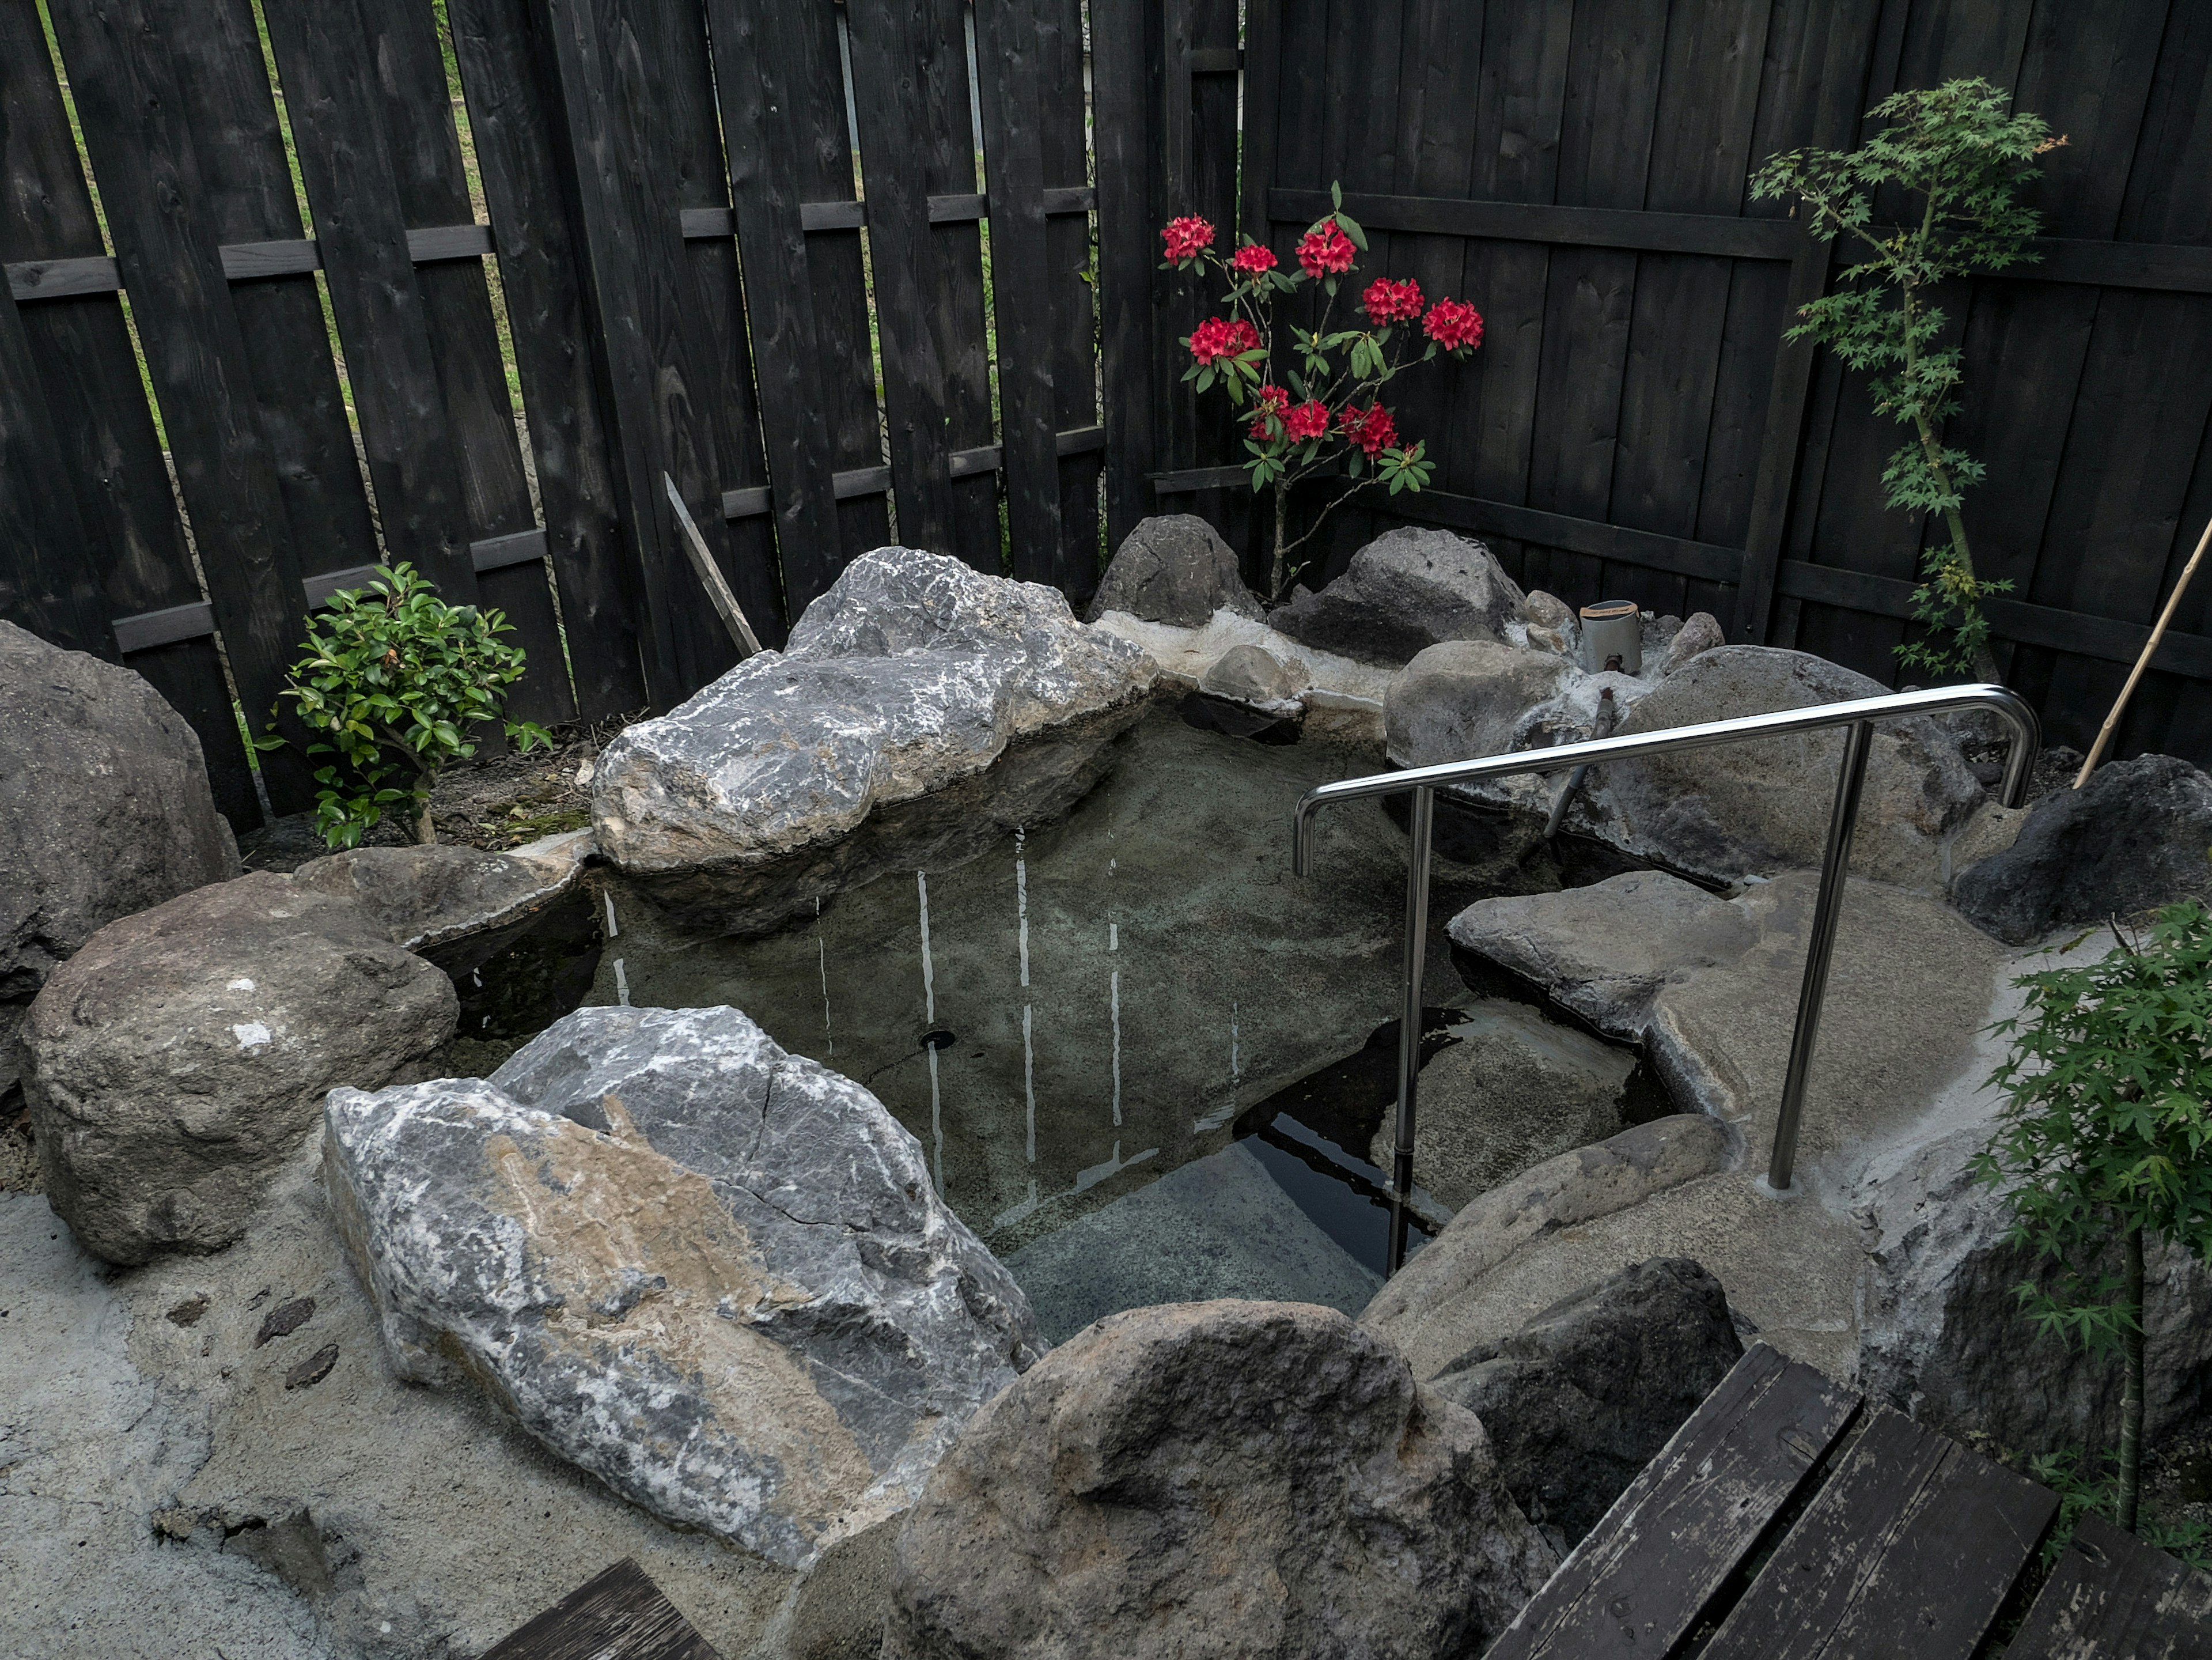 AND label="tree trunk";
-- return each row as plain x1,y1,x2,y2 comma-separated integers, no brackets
2118,1223,2147,1532
415,795,437,846
1271,484,1289,602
